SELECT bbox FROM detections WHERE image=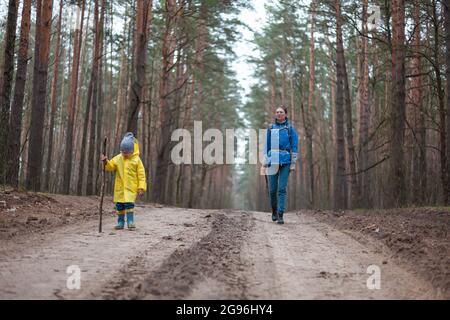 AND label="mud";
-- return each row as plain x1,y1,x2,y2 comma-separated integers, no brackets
103,211,254,300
